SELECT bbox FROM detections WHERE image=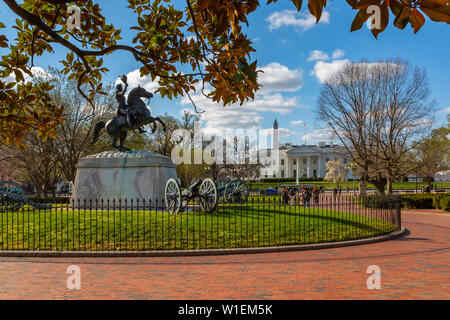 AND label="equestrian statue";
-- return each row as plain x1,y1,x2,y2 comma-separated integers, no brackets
90,75,166,152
